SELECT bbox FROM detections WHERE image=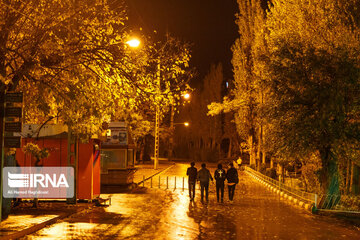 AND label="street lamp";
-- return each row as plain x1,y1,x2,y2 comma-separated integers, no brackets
183,93,190,100
154,60,161,169
174,122,190,126
126,39,141,48
168,93,191,162
128,38,161,170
